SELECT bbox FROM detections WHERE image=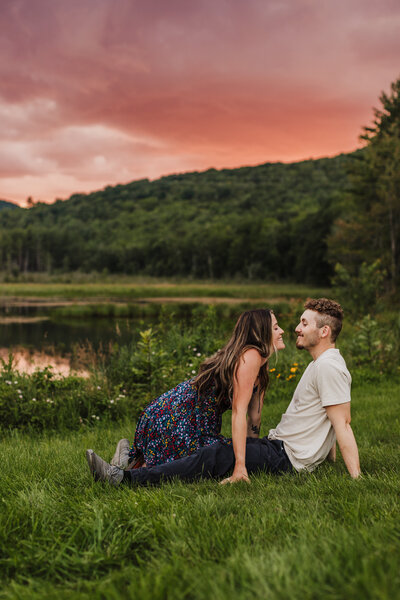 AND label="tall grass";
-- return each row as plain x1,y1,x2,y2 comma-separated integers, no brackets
0,379,399,599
